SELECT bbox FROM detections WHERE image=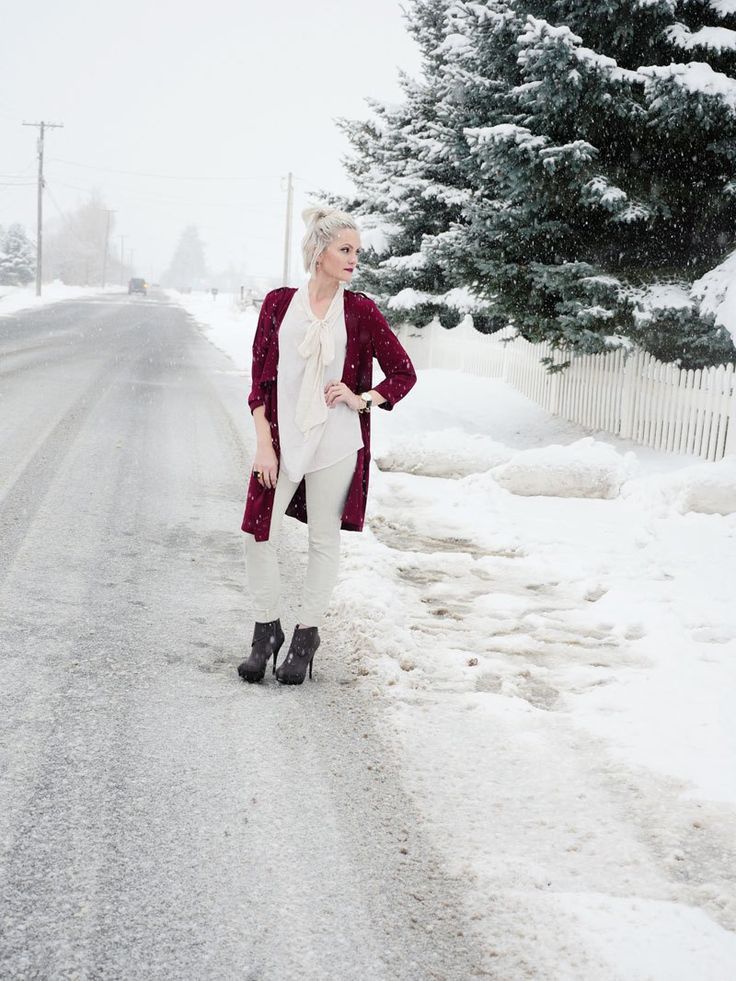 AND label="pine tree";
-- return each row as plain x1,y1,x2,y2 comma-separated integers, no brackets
458,1,736,367
333,0,487,331
0,223,35,286
161,226,208,289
